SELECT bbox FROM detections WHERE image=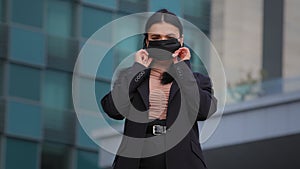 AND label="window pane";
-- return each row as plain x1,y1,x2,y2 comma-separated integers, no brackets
96,45,114,80
42,70,72,110
83,0,117,10
76,122,98,149
46,0,74,37
8,64,41,101
182,0,211,33
9,27,46,66
77,150,100,169
183,0,211,17
149,0,180,15
41,142,72,169
11,0,43,27
6,100,42,139
81,6,112,38
42,70,75,144
47,35,78,71
43,108,75,144
119,0,148,13
5,138,38,169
